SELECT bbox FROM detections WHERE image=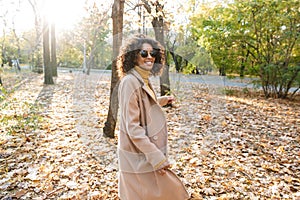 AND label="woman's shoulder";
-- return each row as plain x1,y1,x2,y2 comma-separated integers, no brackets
119,73,141,91
120,73,140,85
